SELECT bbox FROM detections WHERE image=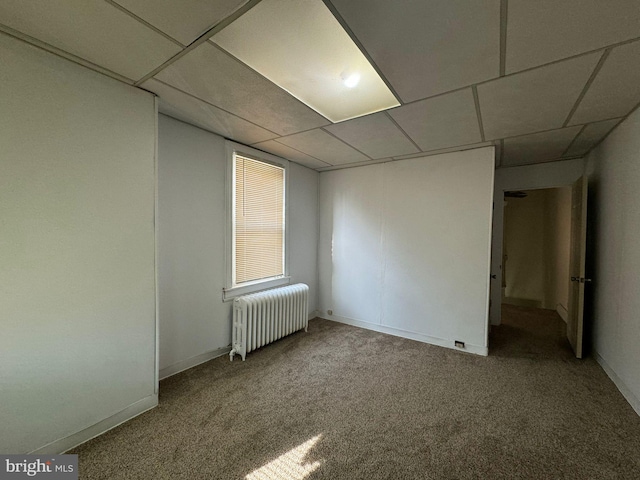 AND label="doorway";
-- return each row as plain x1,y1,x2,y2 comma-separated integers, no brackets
501,187,572,334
